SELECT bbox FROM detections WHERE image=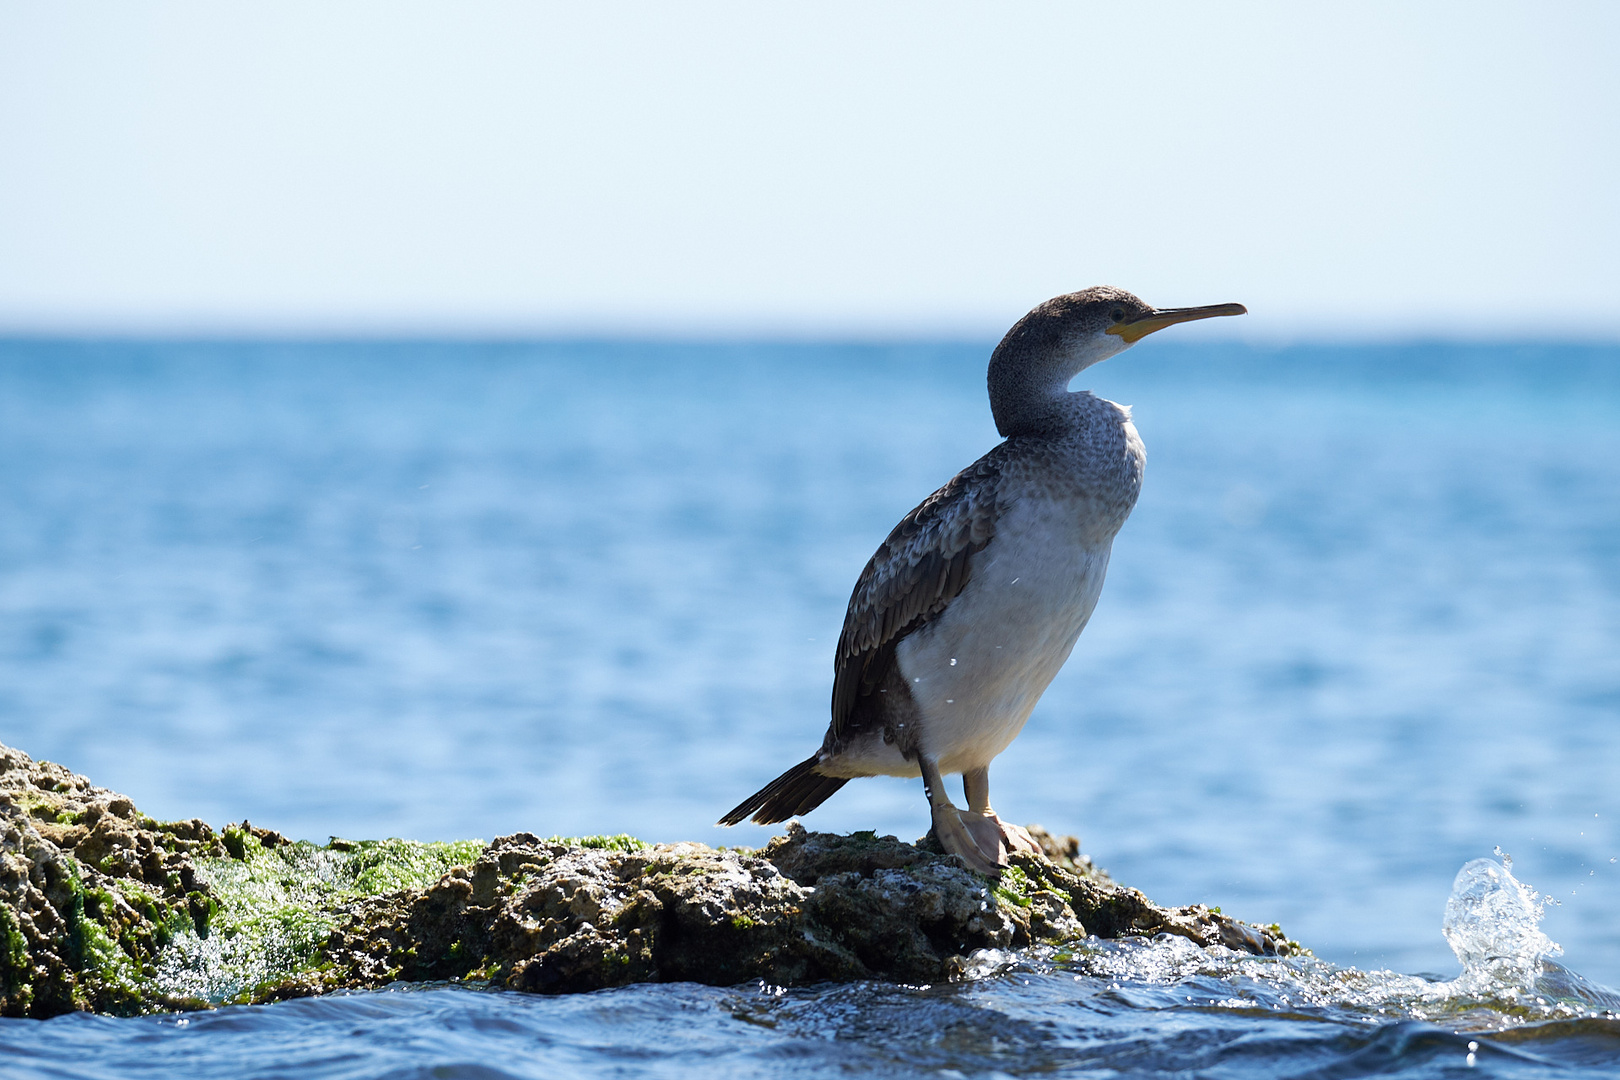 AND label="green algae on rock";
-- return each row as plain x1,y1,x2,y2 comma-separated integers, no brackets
0,742,1300,1018
0,743,487,1017
1,744,221,1016
153,833,487,1005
